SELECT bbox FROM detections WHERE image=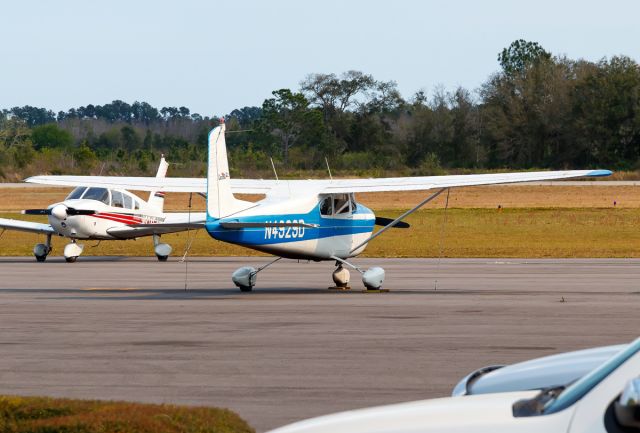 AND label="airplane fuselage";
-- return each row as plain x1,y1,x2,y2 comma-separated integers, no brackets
205,194,376,260
47,196,164,240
